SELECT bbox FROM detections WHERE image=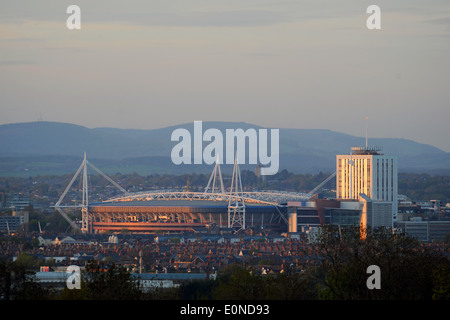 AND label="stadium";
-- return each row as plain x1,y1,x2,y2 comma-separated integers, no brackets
87,198,289,234
54,154,329,234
